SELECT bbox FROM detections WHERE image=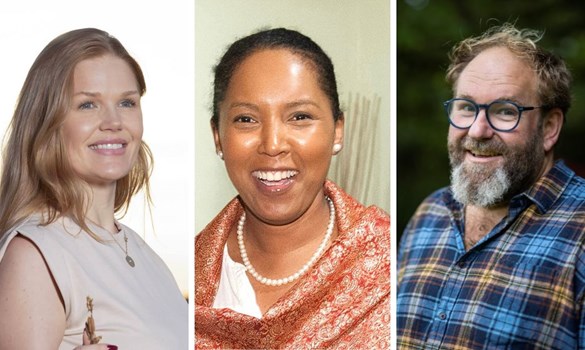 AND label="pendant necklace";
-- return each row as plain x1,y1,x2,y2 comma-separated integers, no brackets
108,224,135,267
